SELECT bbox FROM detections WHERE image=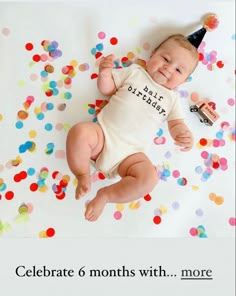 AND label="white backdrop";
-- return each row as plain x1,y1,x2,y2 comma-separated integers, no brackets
0,0,235,238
